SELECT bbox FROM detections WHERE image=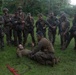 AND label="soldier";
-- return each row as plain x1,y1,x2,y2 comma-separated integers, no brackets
36,14,48,37
17,44,32,58
2,8,12,46
17,6,26,43
12,11,23,45
23,13,36,47
17,31,59,66
0,16,4,50
58,15,70,50
65,14,76,50
47,12,58,45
